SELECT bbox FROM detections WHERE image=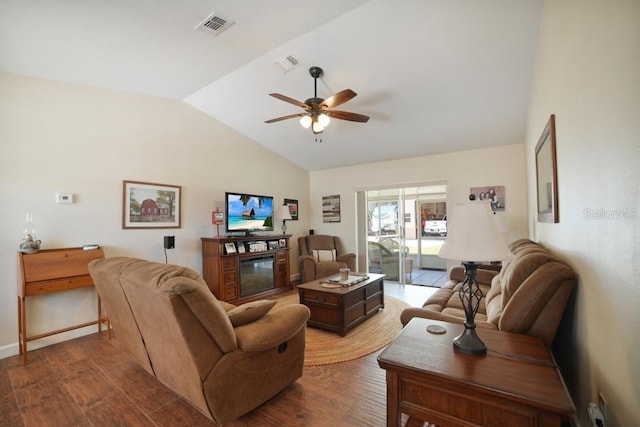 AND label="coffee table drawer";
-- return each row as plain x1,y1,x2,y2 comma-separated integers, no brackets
300,289,340,307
